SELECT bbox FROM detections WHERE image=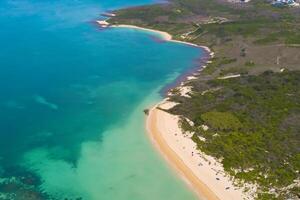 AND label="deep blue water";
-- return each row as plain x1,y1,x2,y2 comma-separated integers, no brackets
0,0,204,199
